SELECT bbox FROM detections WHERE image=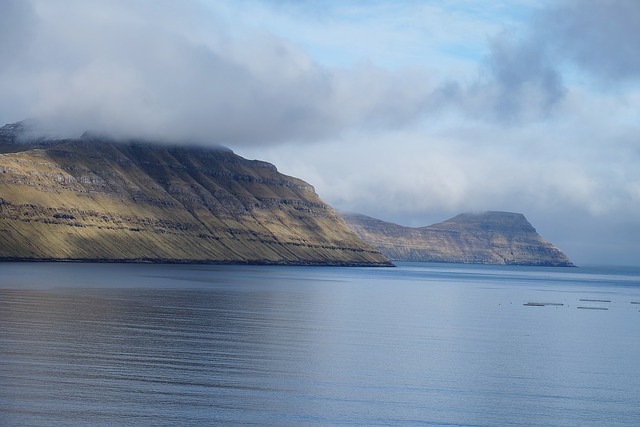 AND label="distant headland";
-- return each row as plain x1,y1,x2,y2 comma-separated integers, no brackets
343,211,574,267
